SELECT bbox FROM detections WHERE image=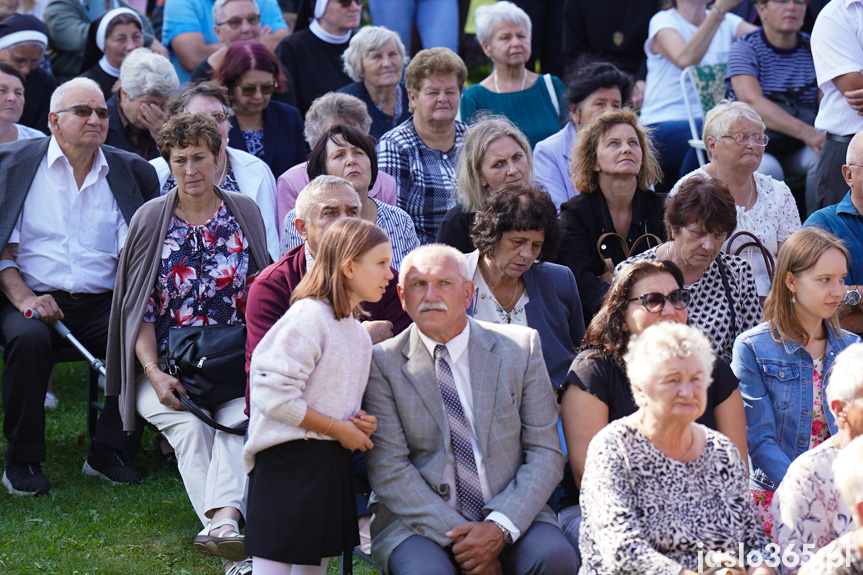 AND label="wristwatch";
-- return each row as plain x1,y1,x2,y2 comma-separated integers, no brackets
488,520,513,545
844,286,862,307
